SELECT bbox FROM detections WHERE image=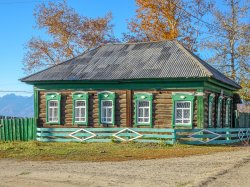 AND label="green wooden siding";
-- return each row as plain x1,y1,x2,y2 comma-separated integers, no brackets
0,118,36,141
